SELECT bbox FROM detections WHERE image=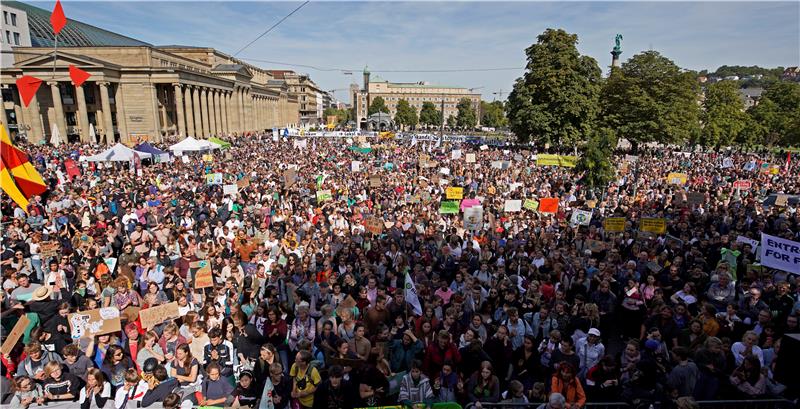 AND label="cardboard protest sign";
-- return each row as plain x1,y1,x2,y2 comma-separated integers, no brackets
570,209,593,226
491,160,503,169
316,190,333,203
1,315,30,354
446,187,464,200
523,199,539,211
463,206,484,231
775,194,789,207
603,217,626,232
194,260,214,289
39,241,60,260
666,172,688,185
640,218,667,234
283,169,297,188
439,201,460,214
369,175,381,188
539,198,559,214
205,173,223,185
686,192,705,205
480,145,488,151
466,153,476,163
223,184,238,197
236,176,250,189
138,302,180,329
760,233,800,273
364,217,384,235
504,200,522,212
69,307,121,339
202,154,213,163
